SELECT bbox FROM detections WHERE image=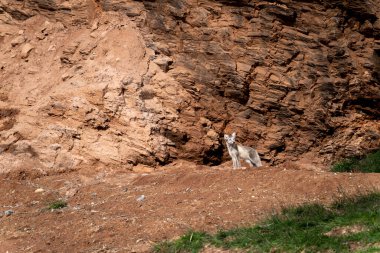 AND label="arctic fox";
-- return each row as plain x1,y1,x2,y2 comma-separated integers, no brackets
224,132,262,169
